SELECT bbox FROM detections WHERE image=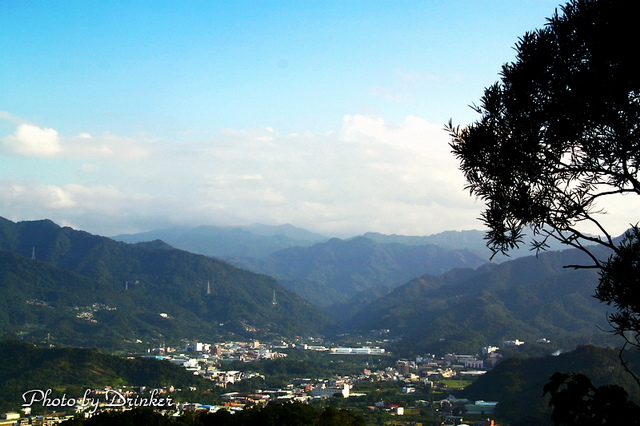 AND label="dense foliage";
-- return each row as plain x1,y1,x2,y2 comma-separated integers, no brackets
449,0,639,259
544,372,640,425
449,0,640,422
449,0,640,346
